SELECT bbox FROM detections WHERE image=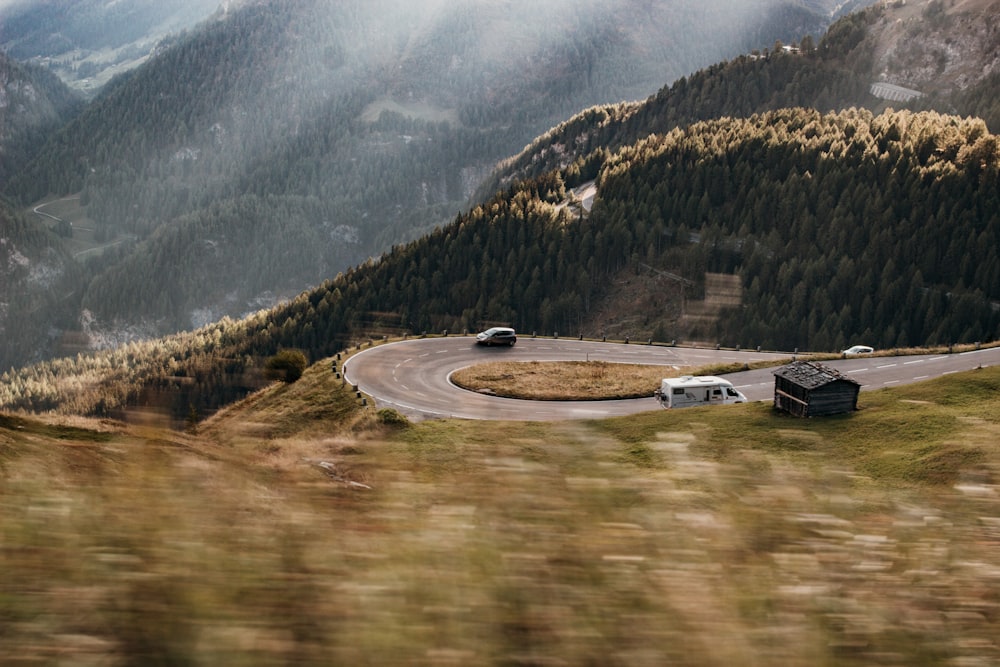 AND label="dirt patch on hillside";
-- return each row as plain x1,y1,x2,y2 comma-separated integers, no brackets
586,268,742,345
